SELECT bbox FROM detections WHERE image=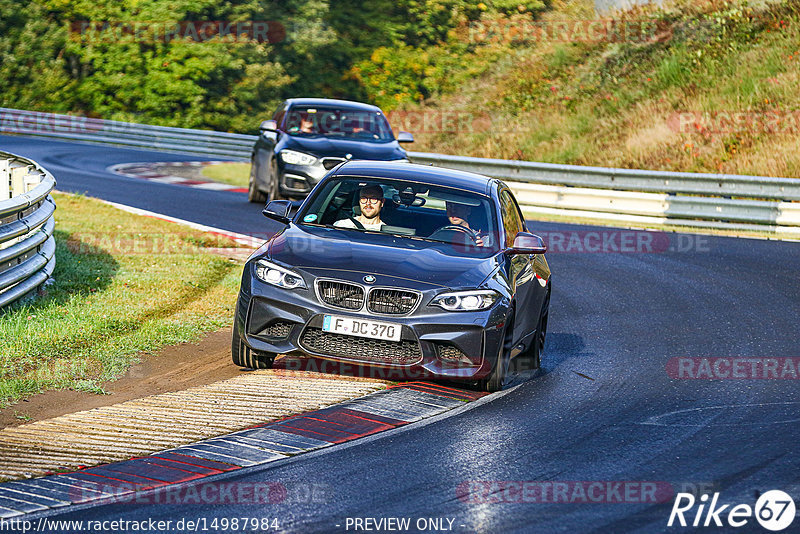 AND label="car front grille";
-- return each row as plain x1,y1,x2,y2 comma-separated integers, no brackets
368,288,420,315
300,327,422,365
317,280,364,310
